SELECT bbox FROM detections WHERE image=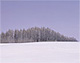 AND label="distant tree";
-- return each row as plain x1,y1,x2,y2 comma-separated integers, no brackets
0,34,1,43
14,30,19,43
1,32,7,43
0,27,77,43
17,29,23,42
22,29,28,42
5,30,14,43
